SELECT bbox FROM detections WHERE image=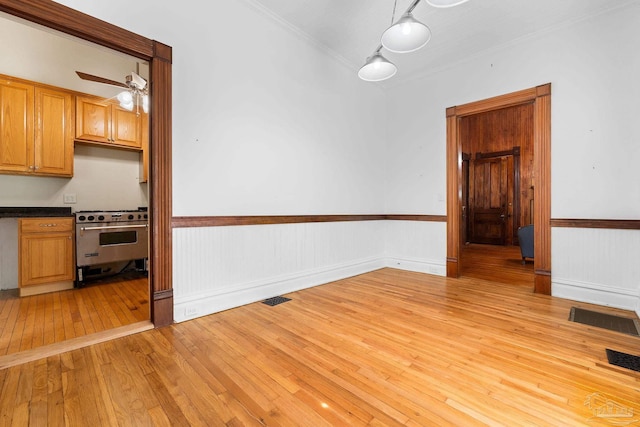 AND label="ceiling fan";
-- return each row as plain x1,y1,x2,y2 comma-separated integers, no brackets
75,70,149,114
